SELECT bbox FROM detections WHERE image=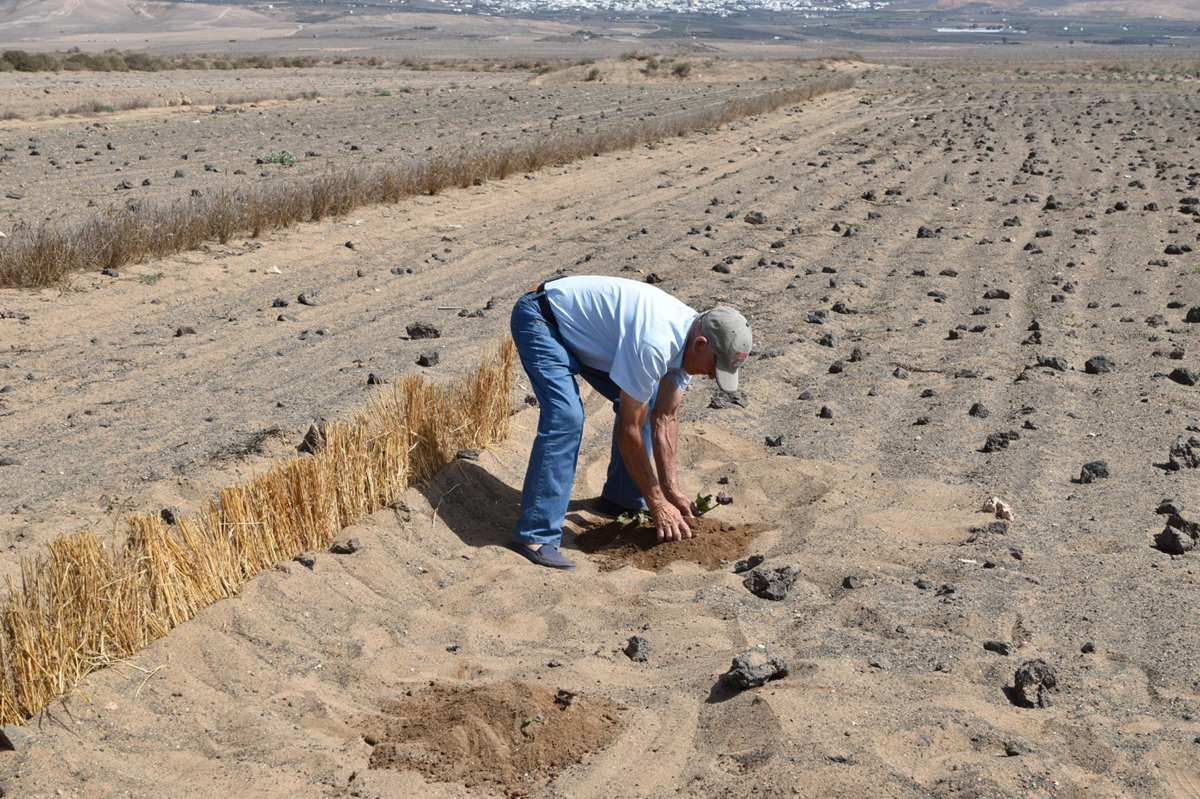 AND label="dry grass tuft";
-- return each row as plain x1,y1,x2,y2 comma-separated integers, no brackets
0,336,515,725
0,75,855,289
